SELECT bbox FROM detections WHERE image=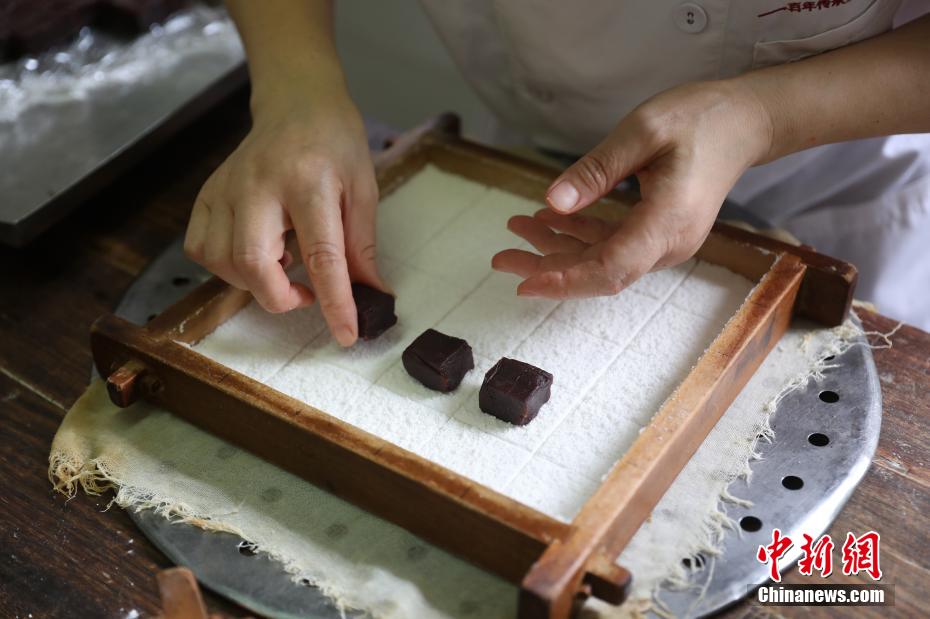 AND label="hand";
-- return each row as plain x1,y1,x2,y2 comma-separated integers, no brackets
184,91,380,347
492,80,773,298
